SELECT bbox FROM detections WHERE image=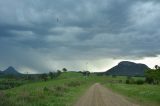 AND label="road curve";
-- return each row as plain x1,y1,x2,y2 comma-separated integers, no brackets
74,83,139,106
